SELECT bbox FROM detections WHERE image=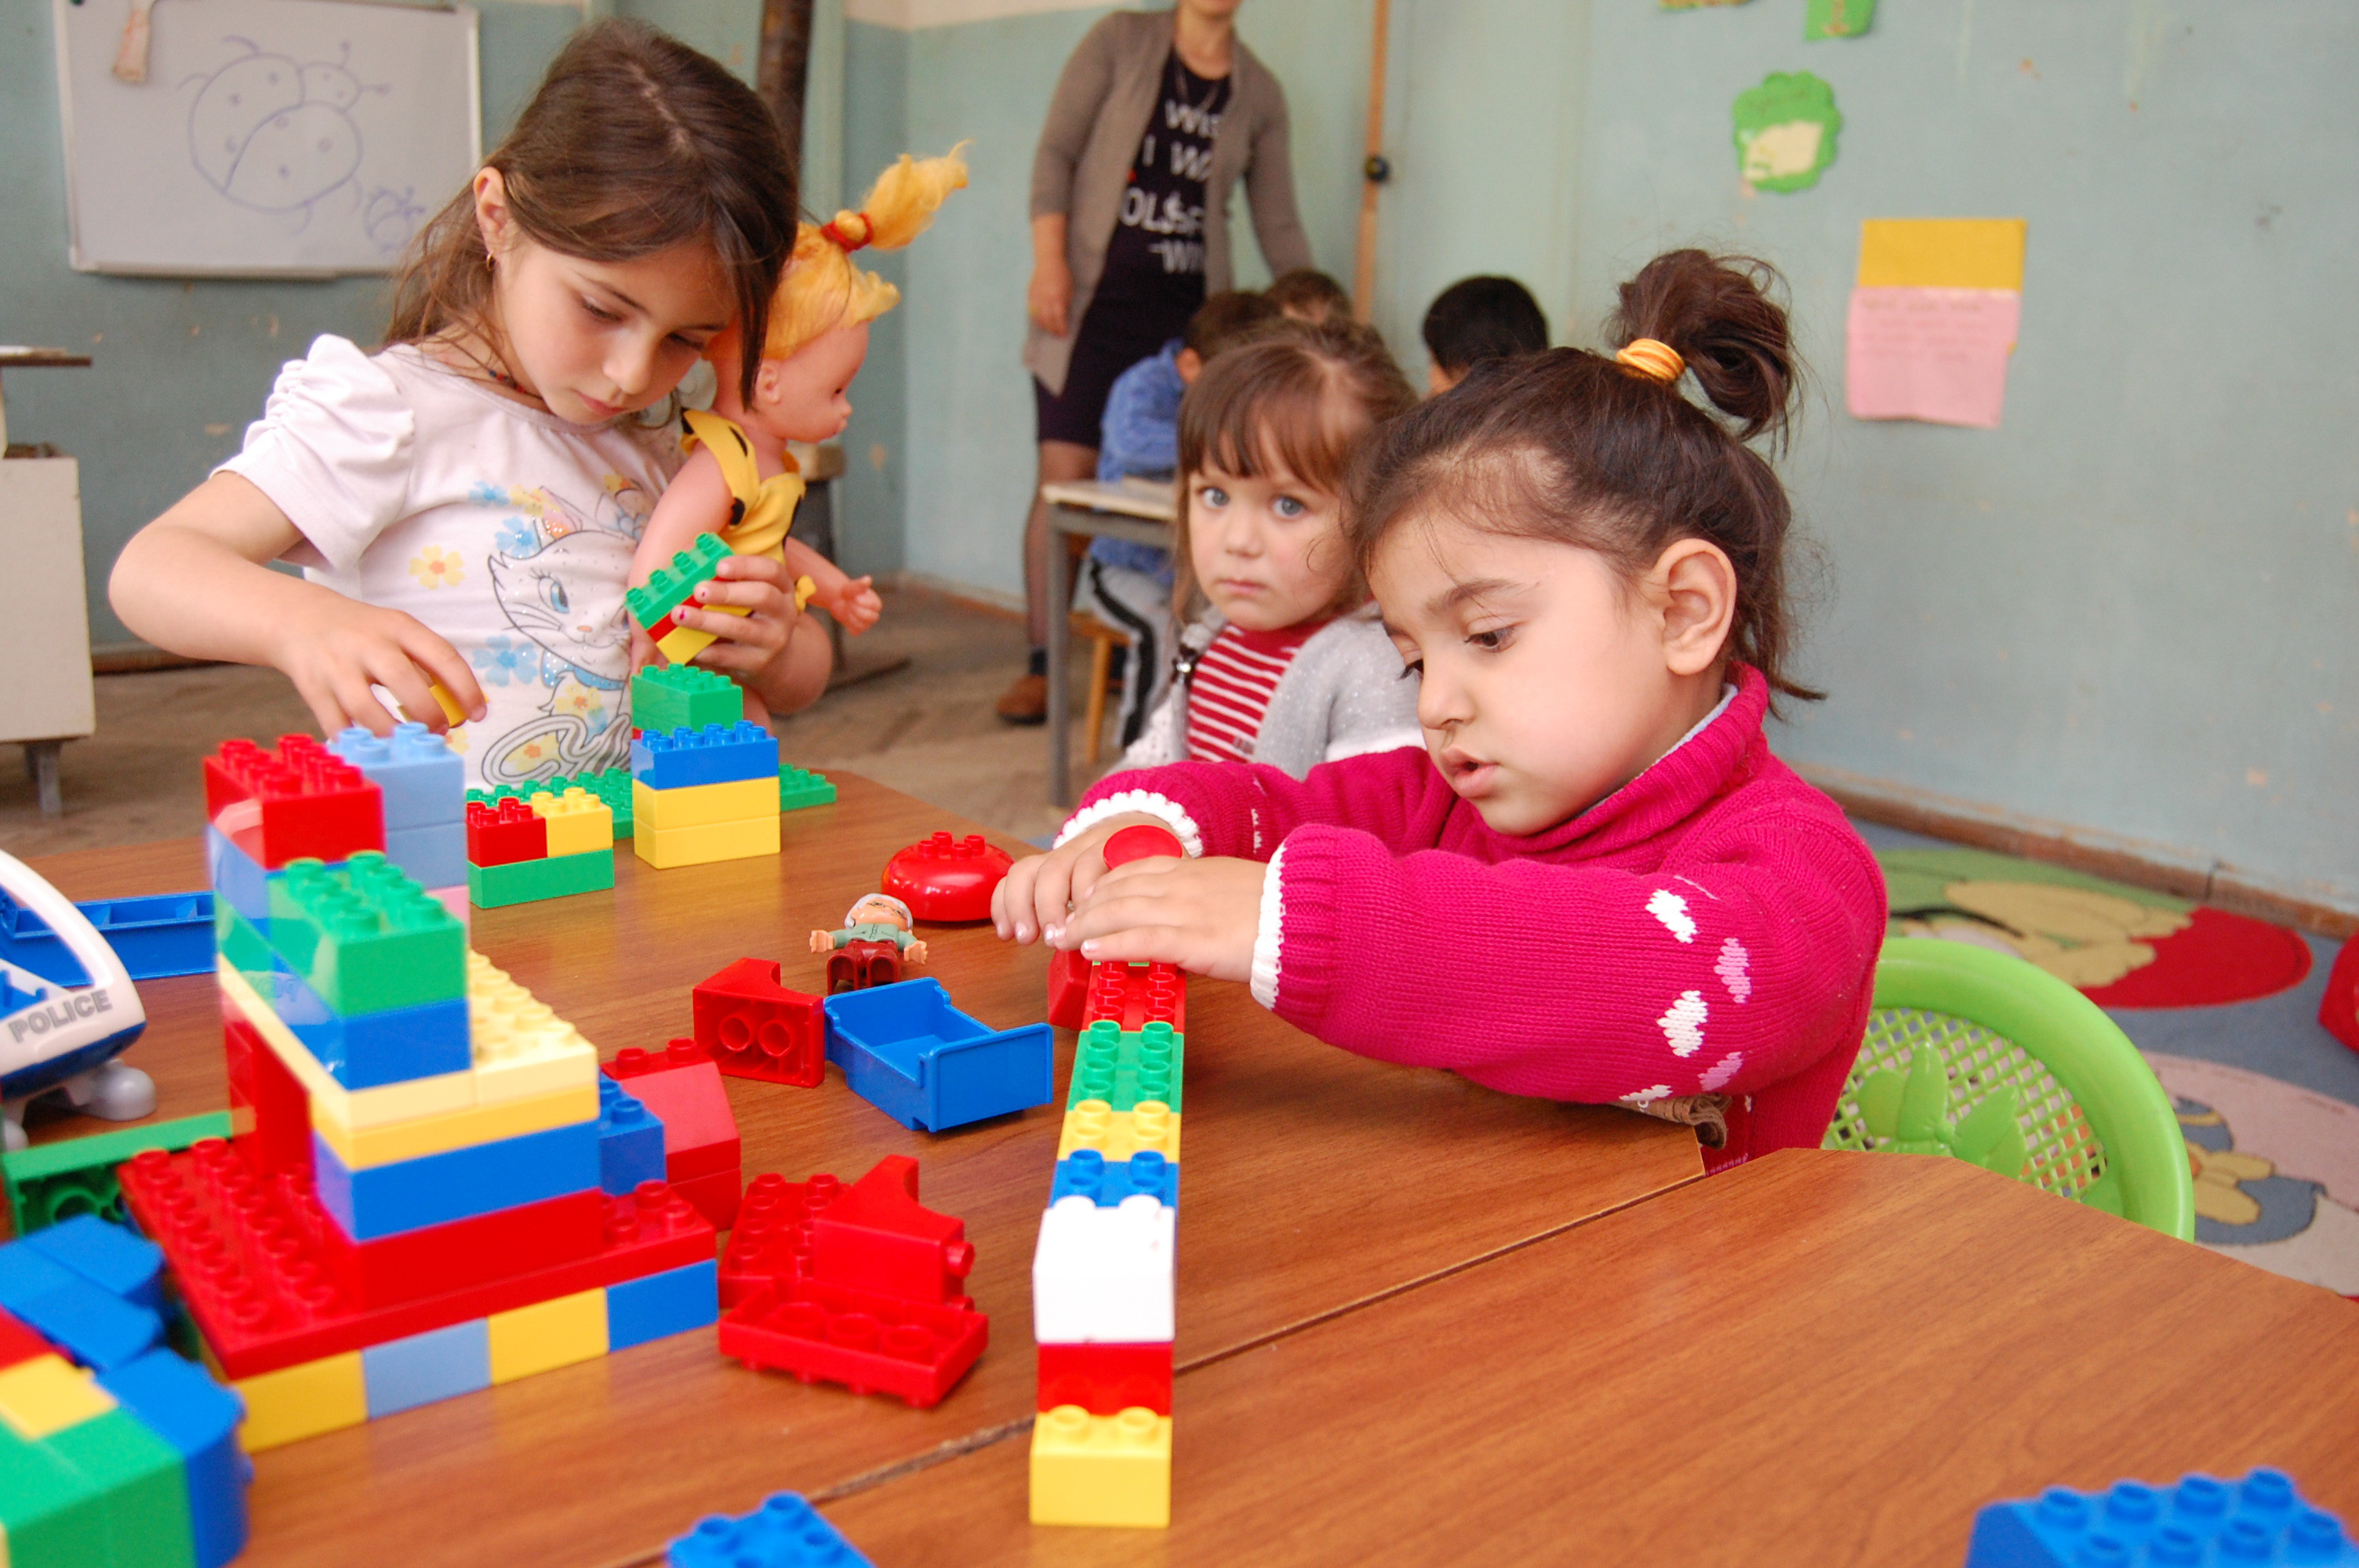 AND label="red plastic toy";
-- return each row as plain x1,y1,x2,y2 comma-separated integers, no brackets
1102,822,1184,868
464,797,547,868
692,958,825,1087
1080,960,1187,1036
204,735,384,868
603,1041,743,1228
881,831,1014,924
1037,1341,1172,1416
2324,936,2359,1055
1046,948,1092,1032
809,893,929,995
224,1014,312,1178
